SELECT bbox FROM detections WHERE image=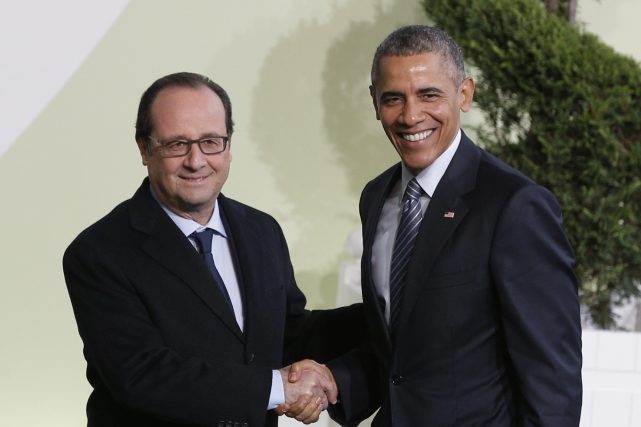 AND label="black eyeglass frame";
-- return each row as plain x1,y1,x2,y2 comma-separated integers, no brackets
148,135,230,158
